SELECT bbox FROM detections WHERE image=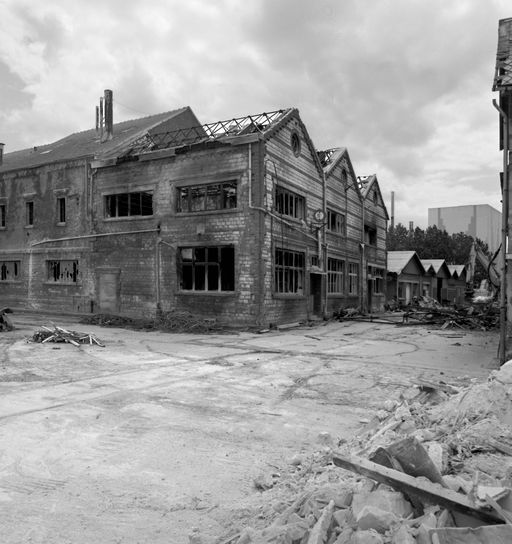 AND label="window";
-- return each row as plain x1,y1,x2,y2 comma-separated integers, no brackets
105,191,153,218
179,246,235,291
328,258,345,293
0,204,5,228
57,197,66,224
348,262,359,295
341,169,348,187
364,224,377,246
26,201,34,226
291,131,301,157
368,266,384,294
0,261,20,281
177,181,237,213
274,248,304,294
311,255,319,267
327,209,345,234
275,187,305,220
47,260,79,283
